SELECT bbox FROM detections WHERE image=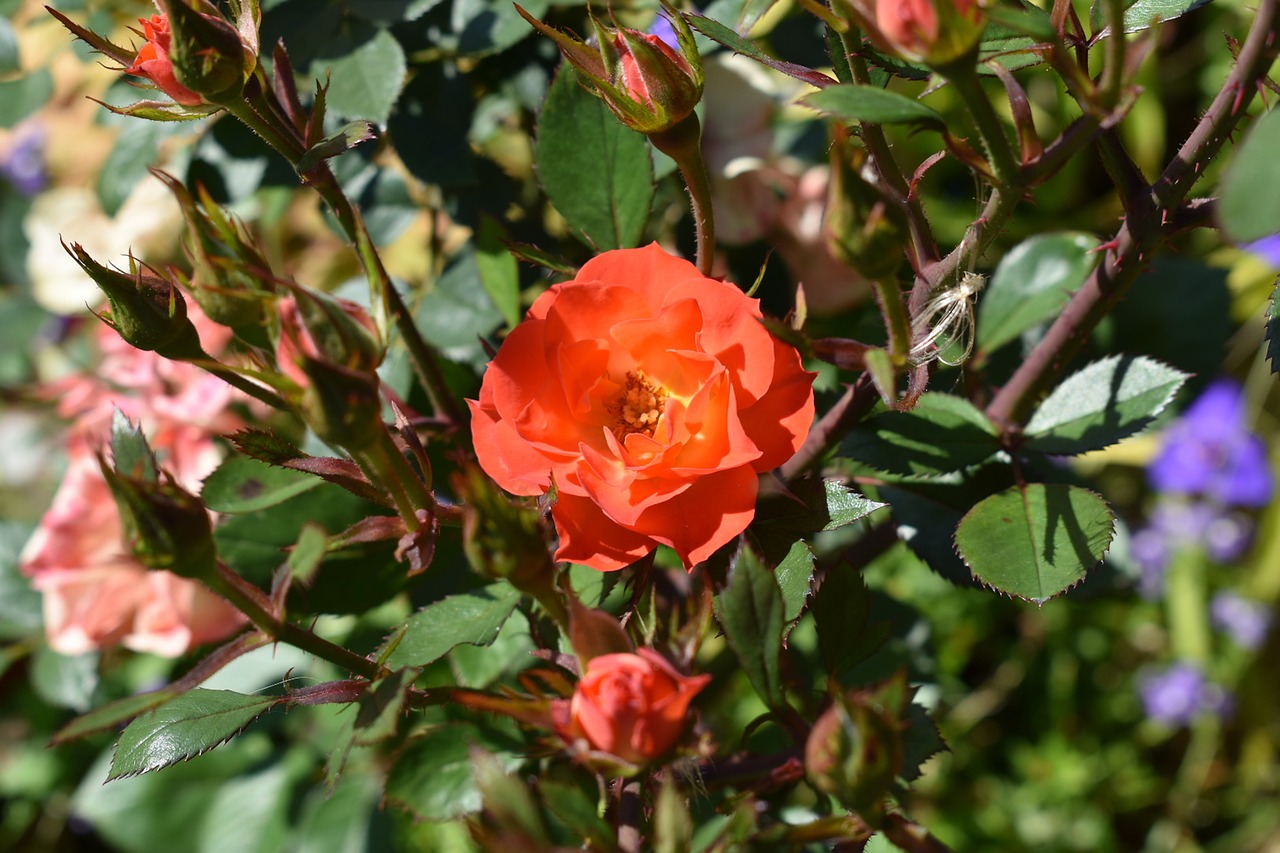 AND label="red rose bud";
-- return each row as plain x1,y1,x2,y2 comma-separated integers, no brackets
63,241,207,361
516,3,704,135
153,170,275,331
150,0,256,103
853,0,985,67
127,14,203,105
553,649,710,766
